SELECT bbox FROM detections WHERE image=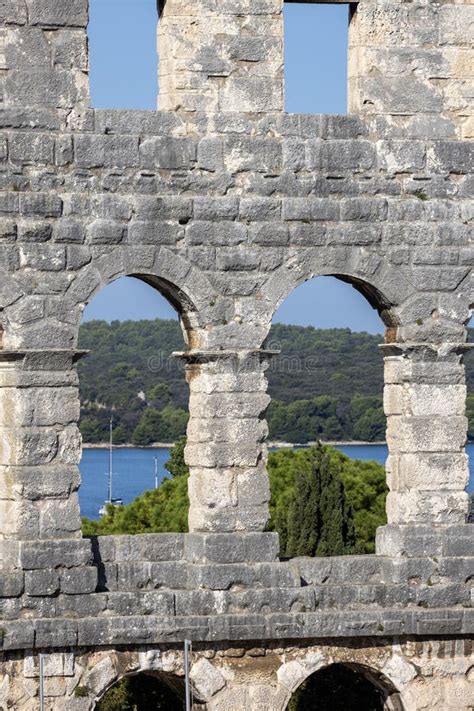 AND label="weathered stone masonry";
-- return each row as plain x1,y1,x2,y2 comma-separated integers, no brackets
0,0,473,708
